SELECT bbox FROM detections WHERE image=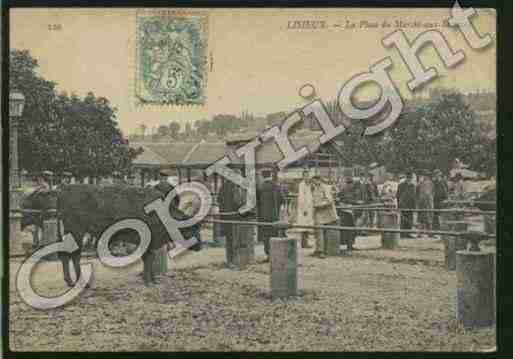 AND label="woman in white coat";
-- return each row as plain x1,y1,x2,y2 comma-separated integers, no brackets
295,169,314,248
